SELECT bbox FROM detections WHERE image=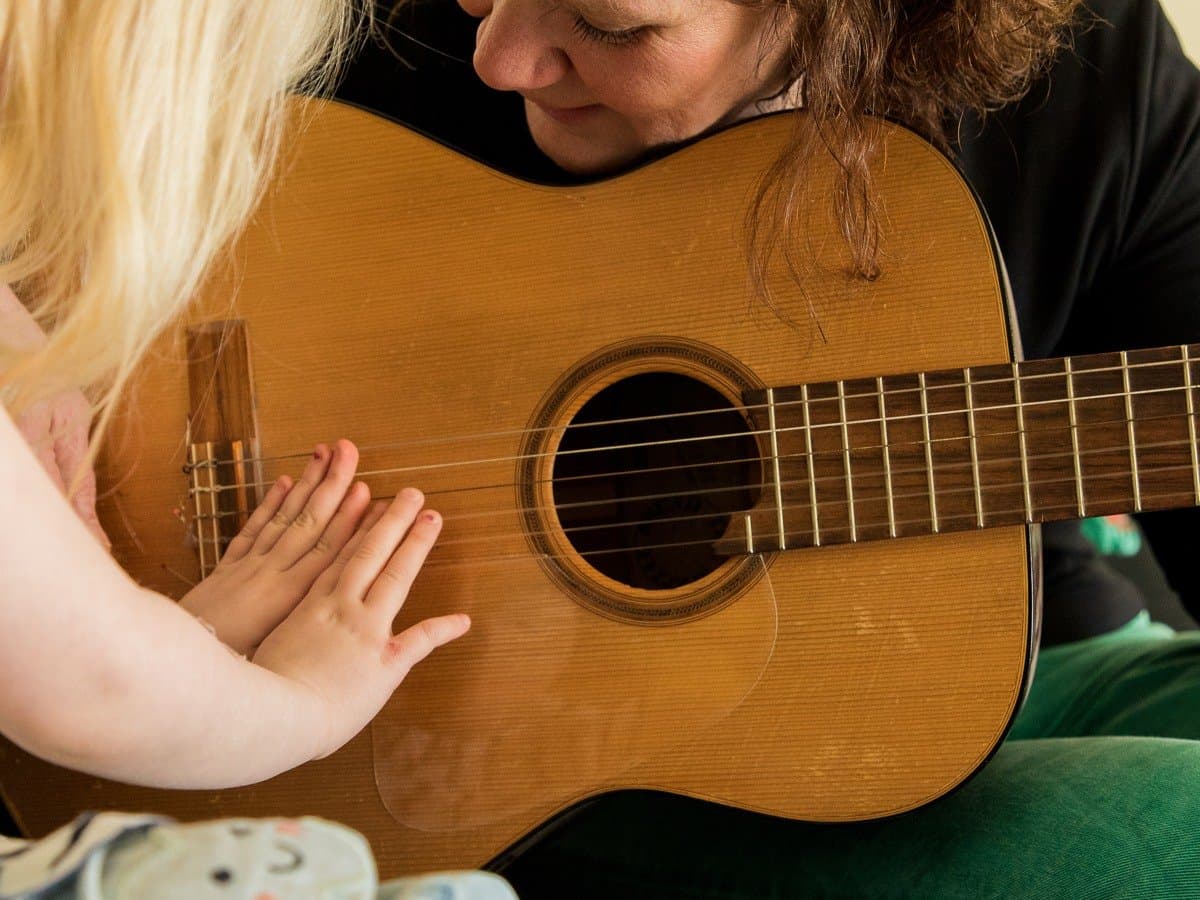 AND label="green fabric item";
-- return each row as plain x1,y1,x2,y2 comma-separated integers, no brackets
1079,516,1143,558
502,613,1200,898
1009,611,1178,740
